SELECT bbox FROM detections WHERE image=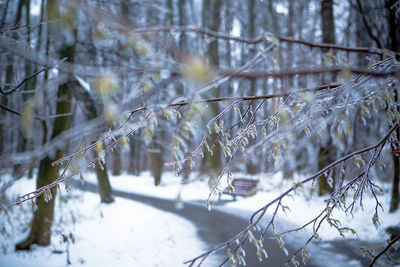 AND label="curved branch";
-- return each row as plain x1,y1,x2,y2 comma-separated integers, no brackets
132,26,396,56
0,65,52,96
168,83,341,108
223,67,399,79
369,234,400,267
1,35,398,80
